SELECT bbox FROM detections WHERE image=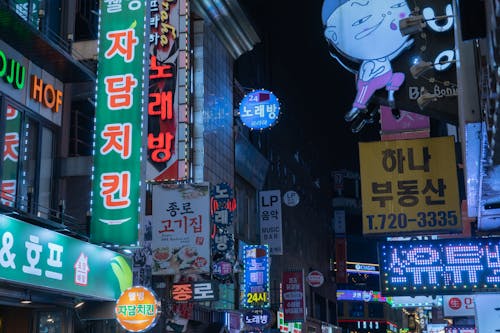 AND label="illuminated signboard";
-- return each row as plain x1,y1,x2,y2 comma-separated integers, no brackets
336,290,391,304
116,286,159,332
90,1,146,245
242,245,270,308
147,0,190,181
278,310,302,333
238,89,280,130
379,238,500,296
171,282,218,302
359,136,461,236
321,0,458,132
